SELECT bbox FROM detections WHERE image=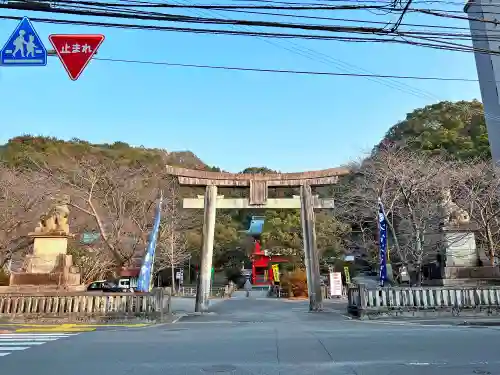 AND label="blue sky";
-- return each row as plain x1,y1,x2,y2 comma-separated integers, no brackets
0,3,482,172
